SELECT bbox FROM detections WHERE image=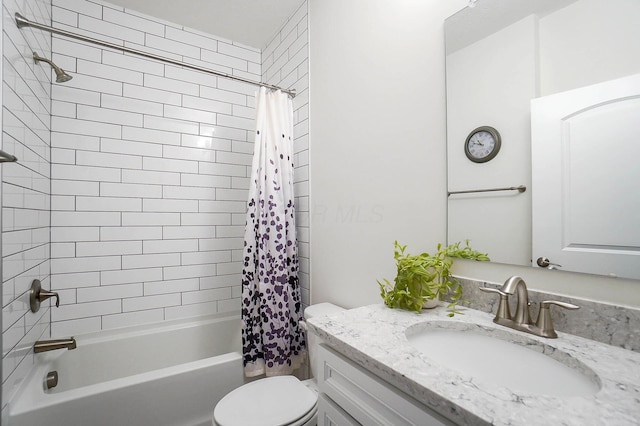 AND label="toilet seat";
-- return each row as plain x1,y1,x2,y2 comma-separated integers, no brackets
213,376,317,426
